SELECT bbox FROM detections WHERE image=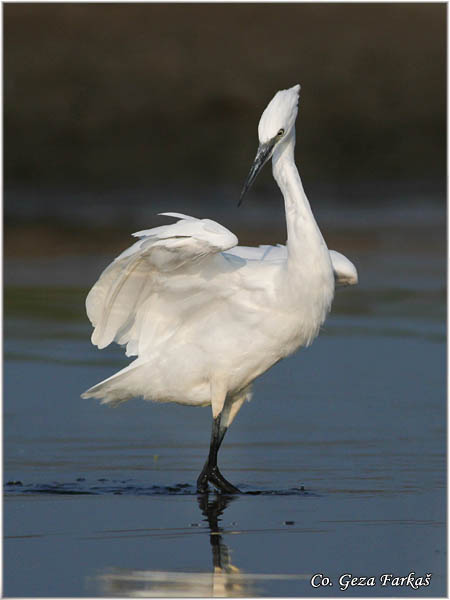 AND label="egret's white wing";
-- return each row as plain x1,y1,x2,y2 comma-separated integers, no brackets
86,213,238,352
329,250,358,286
226,244,286,262
228,244,357,286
